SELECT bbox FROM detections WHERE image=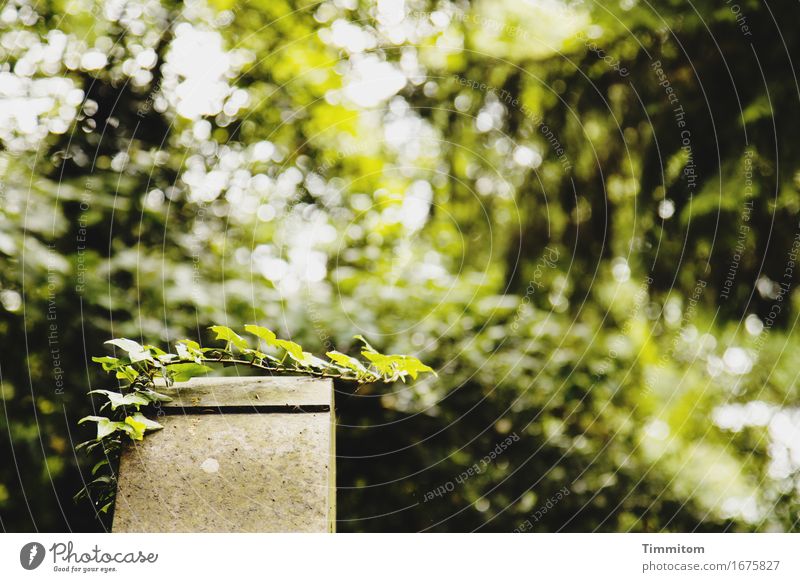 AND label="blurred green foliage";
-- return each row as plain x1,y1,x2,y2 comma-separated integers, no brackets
1,0,799,531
